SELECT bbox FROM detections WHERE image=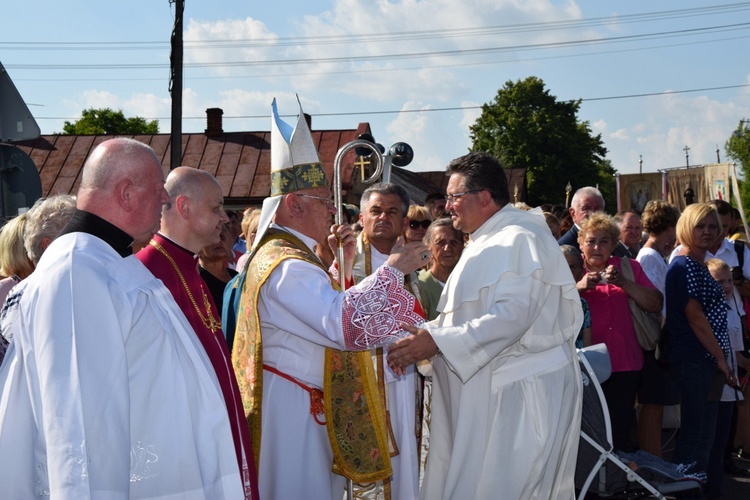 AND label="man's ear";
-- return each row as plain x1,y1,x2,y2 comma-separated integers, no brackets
283,193,304,218
478,190,491,206
116,179,134,211
174,195,191,219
